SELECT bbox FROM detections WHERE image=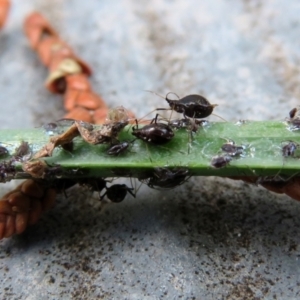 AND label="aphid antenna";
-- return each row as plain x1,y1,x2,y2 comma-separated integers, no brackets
211,113,228,122
144,90,167,100
145,89,181,101
136,108,162,124
165,91,180,101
